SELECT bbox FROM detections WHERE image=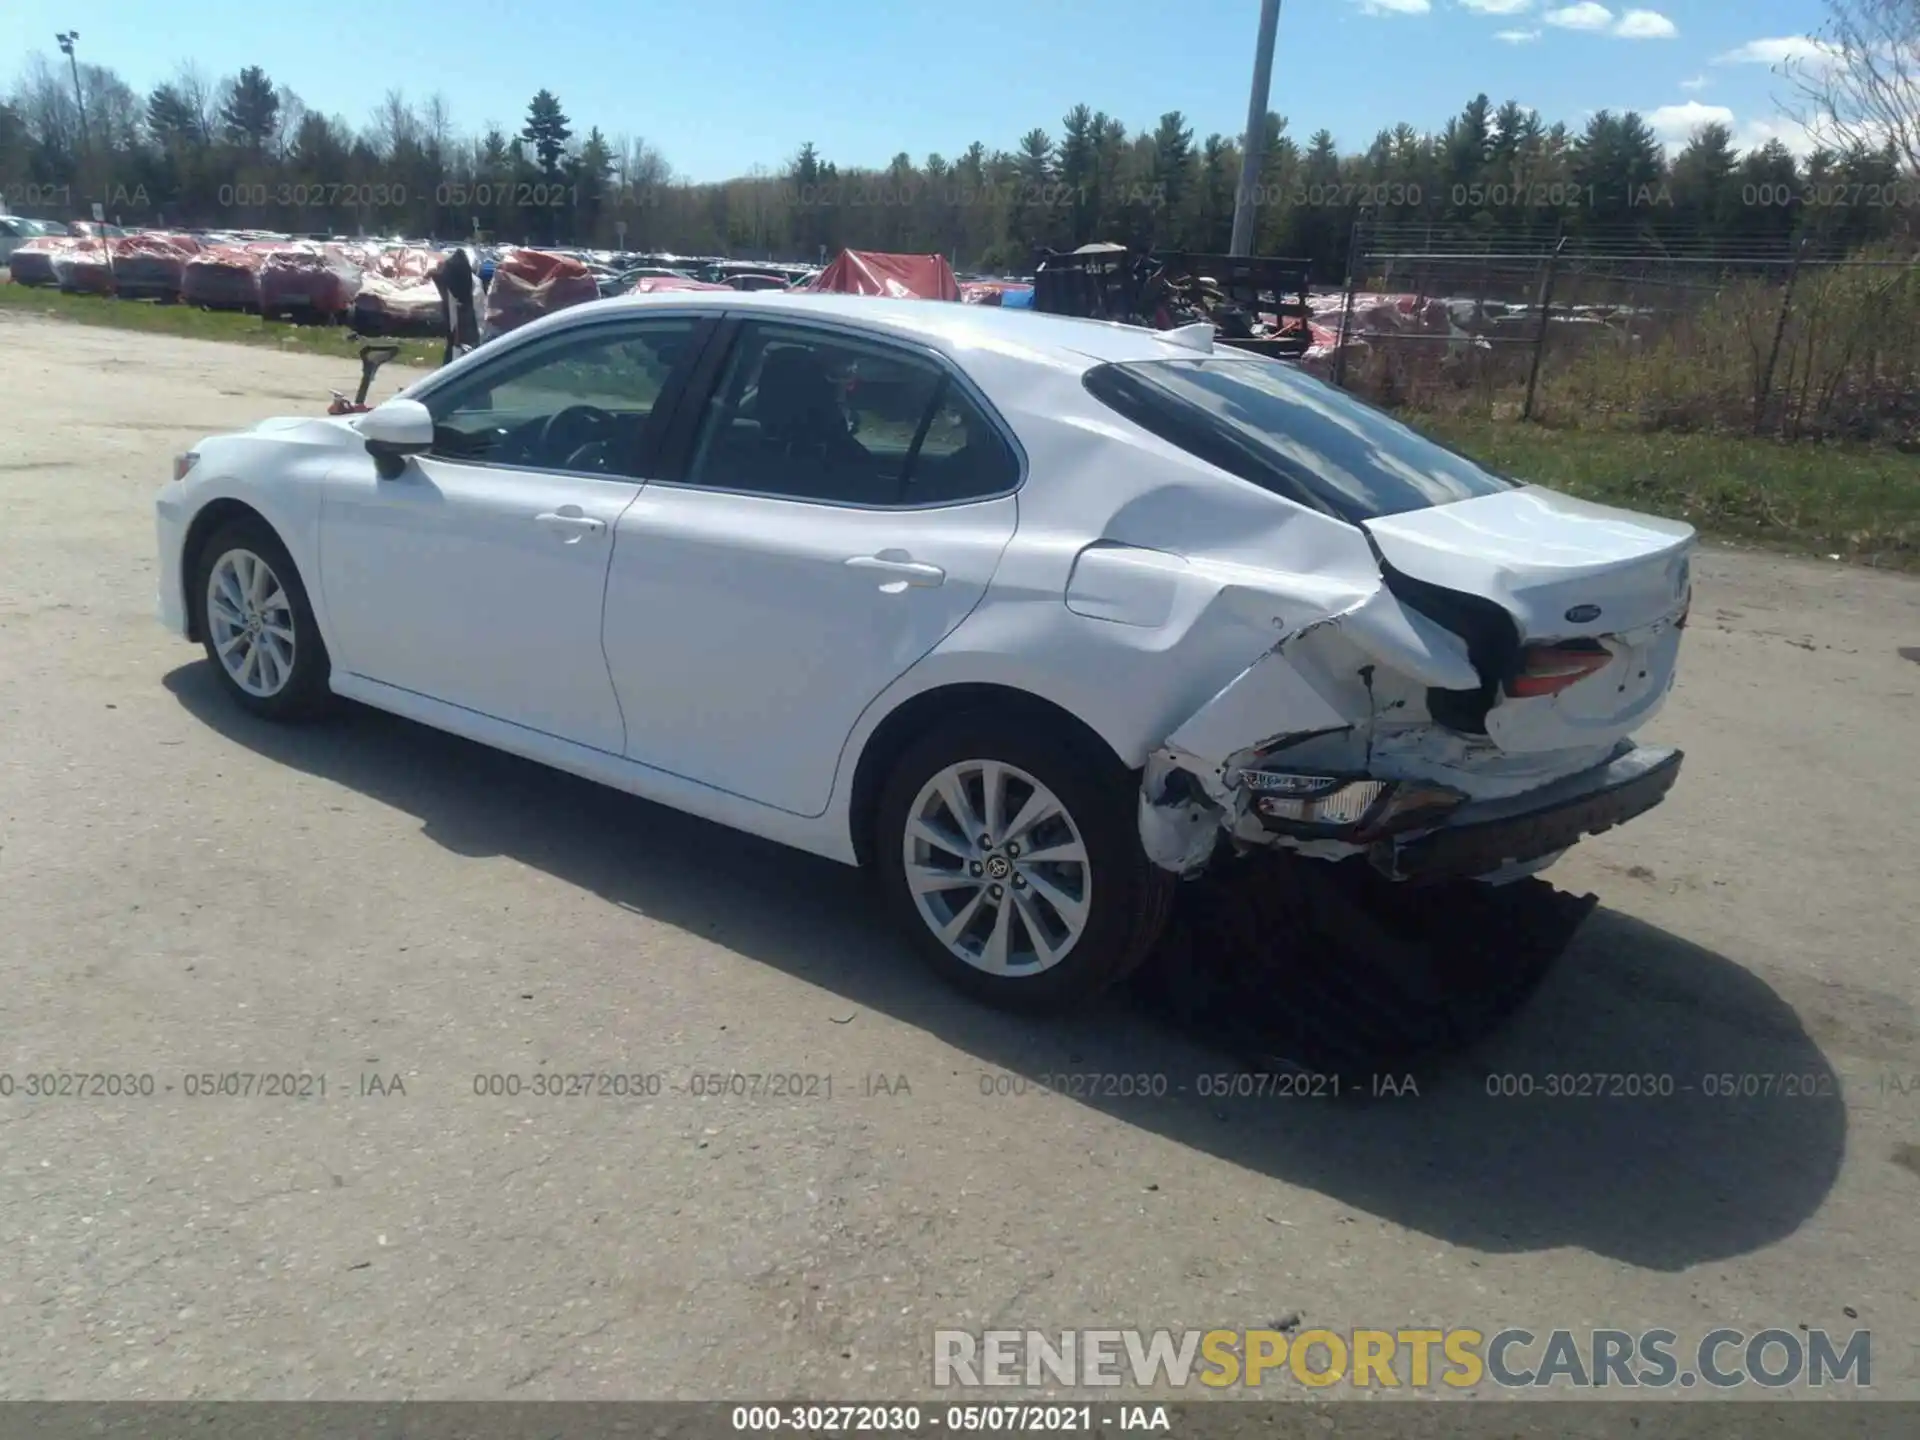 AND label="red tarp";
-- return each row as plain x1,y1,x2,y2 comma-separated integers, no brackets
803,250,959,301
5,235,69,286
628,275,731,294
53,238,115,294
364,244,438,282
344,245,446,332
109,232,203,297
182,243,270,308
259,241,363,316
483,248,601,339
